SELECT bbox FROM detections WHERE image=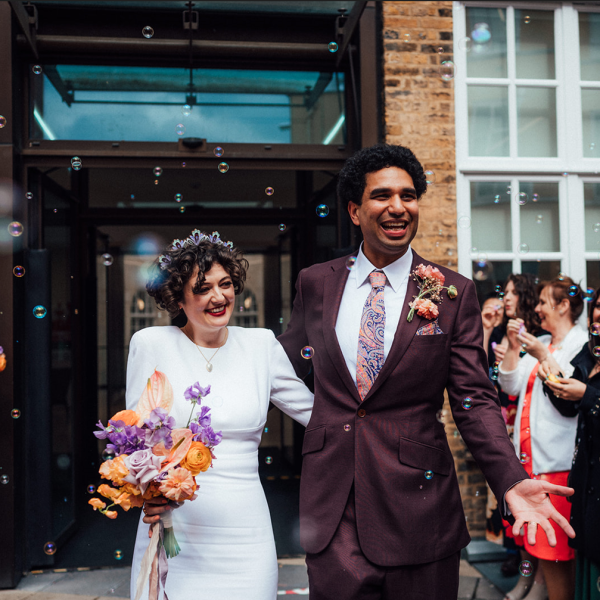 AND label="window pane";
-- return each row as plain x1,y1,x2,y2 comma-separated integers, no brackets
515,10,555,80
521,261,561,282
468,86,509,157
470,181,512,252
579,12,600,81
518,182,559,252
517,87,557,157
584,182,600,252
466,7,508,78
30,65,346,144
582,89,600,157
472,260,512,306
587,262,600,295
